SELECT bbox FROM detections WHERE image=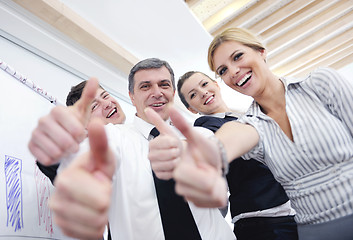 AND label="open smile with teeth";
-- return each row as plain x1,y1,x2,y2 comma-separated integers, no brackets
204,95,214,105
107,108,117,118
237,72,252,87
151,103,165,107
